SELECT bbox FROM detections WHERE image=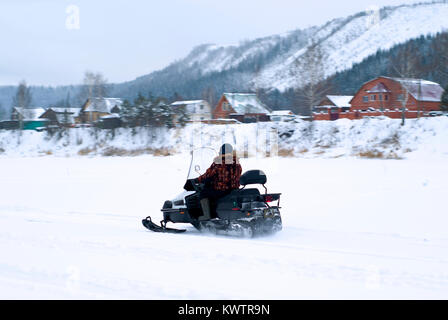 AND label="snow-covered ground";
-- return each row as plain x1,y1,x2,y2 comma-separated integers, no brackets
1,117,448,159
1,154,447,299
